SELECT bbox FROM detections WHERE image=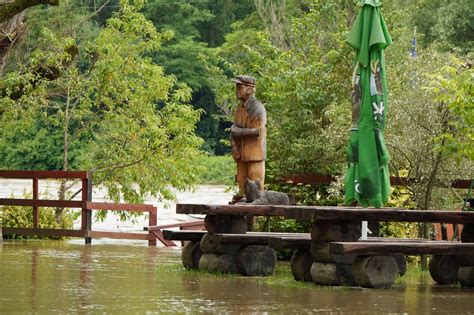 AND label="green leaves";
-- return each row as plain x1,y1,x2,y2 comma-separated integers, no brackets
243,2,352,177
427,59,474,161
0,0,205,210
